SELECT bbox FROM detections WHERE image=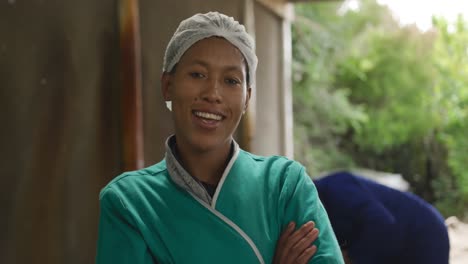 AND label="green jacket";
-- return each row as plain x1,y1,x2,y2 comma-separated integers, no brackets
96,138,343,263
